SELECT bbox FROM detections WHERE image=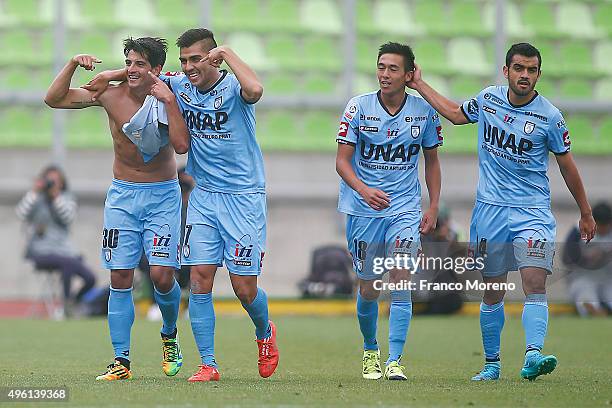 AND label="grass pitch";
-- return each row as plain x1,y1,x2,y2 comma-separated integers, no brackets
1,315,610,407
